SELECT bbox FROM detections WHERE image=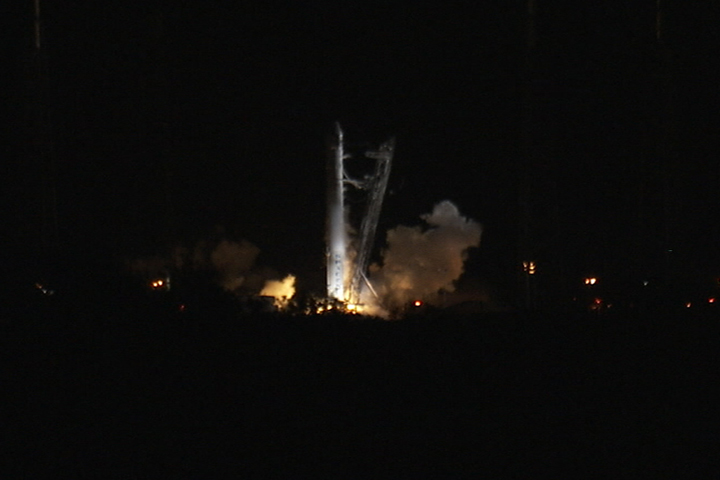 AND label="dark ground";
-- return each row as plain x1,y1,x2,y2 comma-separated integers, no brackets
3,280,720,478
